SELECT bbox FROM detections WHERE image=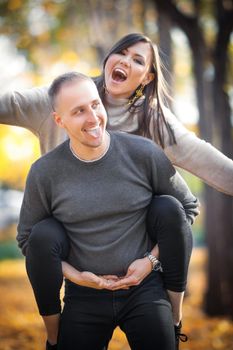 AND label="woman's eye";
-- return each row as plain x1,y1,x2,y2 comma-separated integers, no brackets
134,58,144,65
